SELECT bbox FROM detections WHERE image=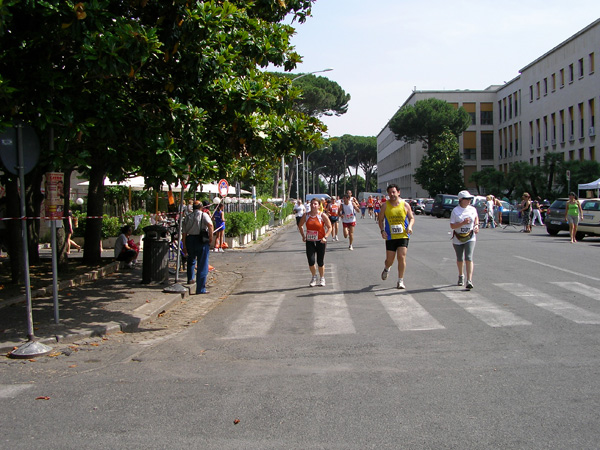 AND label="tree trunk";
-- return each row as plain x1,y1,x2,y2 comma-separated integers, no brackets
286,163,295,200
83,165,106,264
